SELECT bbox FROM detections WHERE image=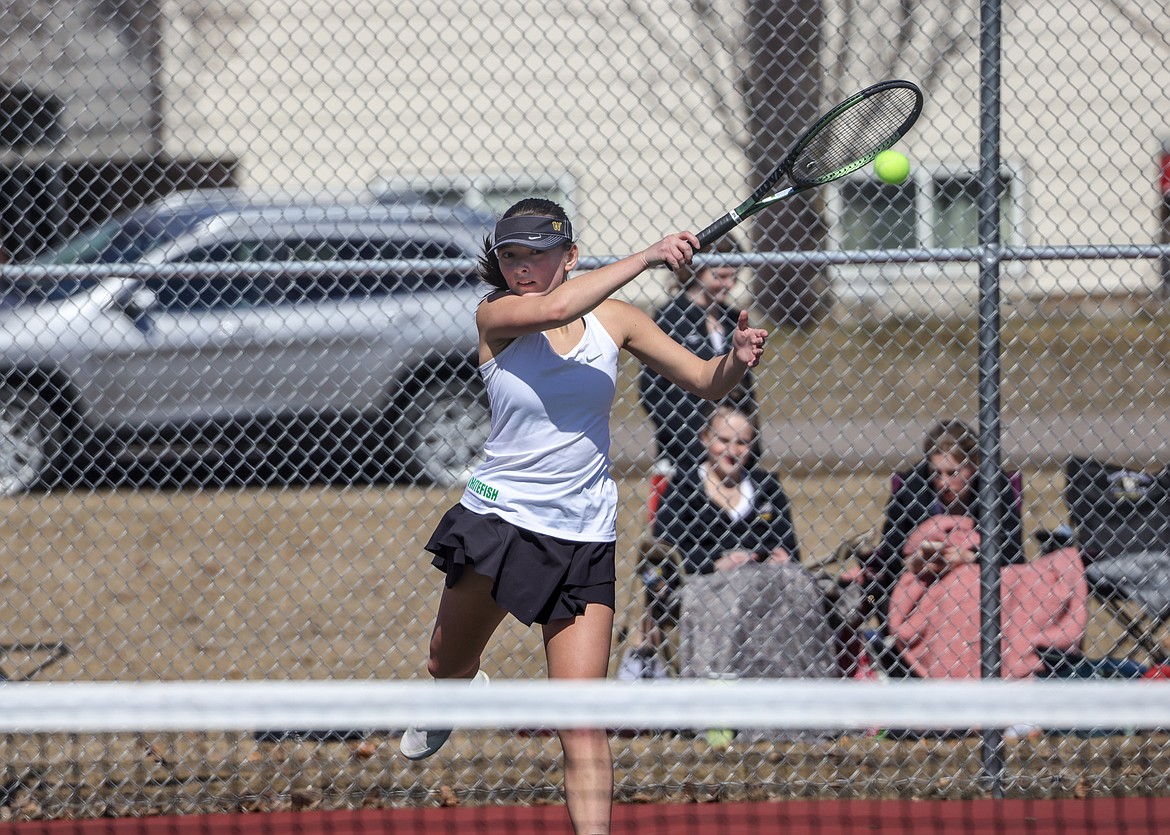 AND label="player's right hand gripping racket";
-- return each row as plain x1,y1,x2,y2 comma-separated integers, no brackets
695,79,924,249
